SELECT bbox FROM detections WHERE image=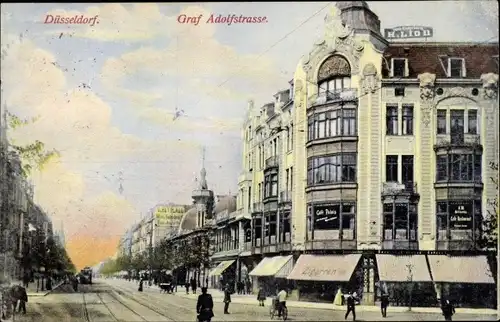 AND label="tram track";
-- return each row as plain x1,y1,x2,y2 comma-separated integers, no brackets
108,283,177,321
81,289,91,322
